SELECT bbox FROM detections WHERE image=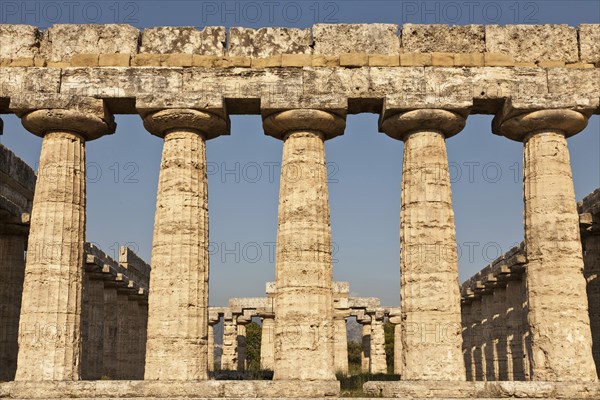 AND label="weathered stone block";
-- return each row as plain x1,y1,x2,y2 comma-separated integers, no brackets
99,53,131,67
162,53,193,67
70,54,99,67
229,27,312,57
579,24,600,65
538,60,566,68
251,55,282,68
42,24,139,63
132,54,164,67
368,54,400,67
0,58,10,67
401,24,484,53
140,26,225,55
281,54,312,67
312,55,339,67
454,53,484,67
9,58,34,67
313,24,399,55
0,25,40,59
228,56,252,67
484,53,514,66
340,53,368,67
401,53,432,66
0,68,61,97
486,24,578,63
431,52,454,66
